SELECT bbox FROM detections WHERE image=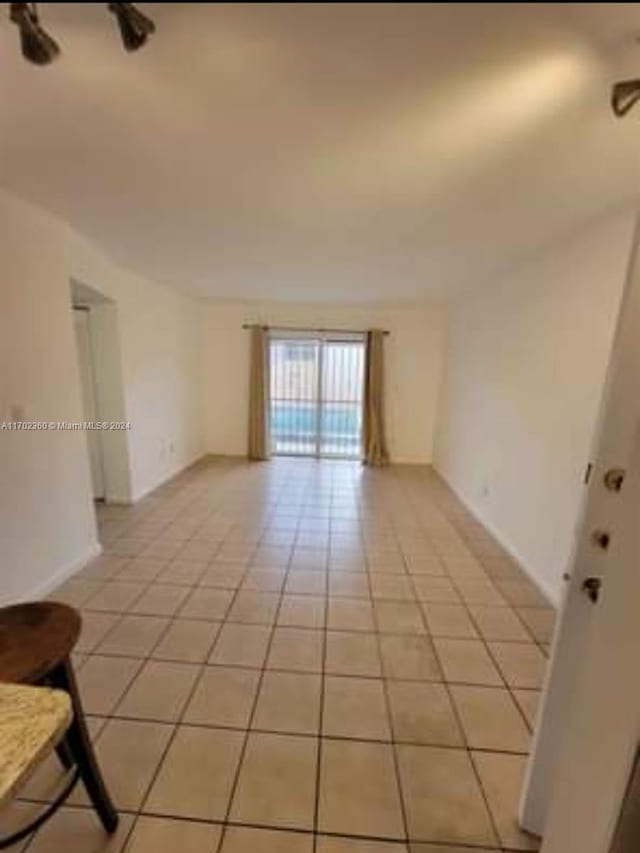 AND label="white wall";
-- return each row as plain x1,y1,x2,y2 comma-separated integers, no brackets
201,301,445,464
434,208,636,604
0,188,203,603
69,233,203,501
0,191,99,603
